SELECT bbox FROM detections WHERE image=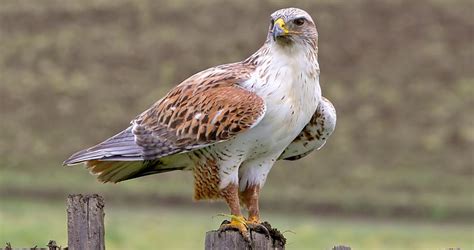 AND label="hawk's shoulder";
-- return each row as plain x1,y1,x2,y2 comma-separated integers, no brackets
133,61,266,159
